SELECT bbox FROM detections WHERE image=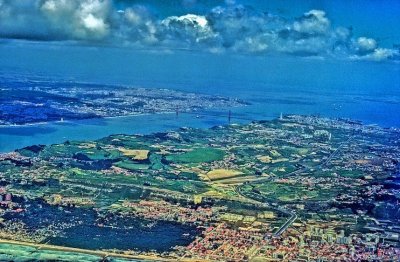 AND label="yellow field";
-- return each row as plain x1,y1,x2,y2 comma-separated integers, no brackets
257,155,272,163
206,169,243,181
118,148,149,160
